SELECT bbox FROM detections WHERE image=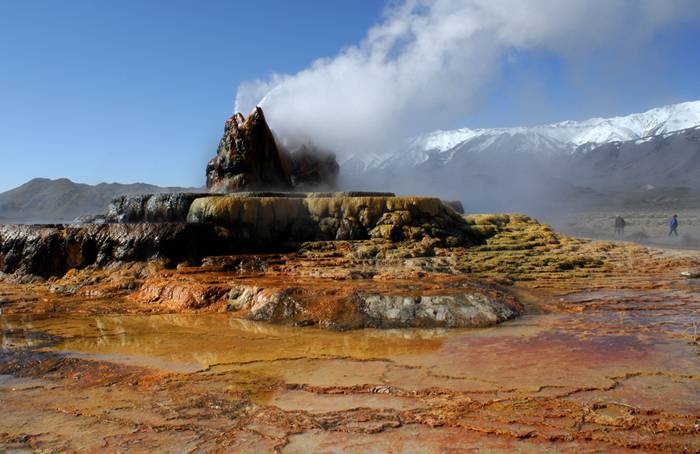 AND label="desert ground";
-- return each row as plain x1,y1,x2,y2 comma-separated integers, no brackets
547,209,700,250
1,214,699,452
